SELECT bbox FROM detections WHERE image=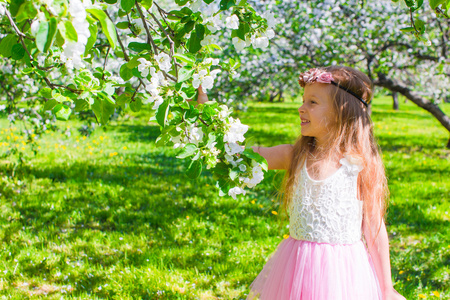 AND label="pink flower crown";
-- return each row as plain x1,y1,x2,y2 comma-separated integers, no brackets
298,68,334,87
298,68,369,108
